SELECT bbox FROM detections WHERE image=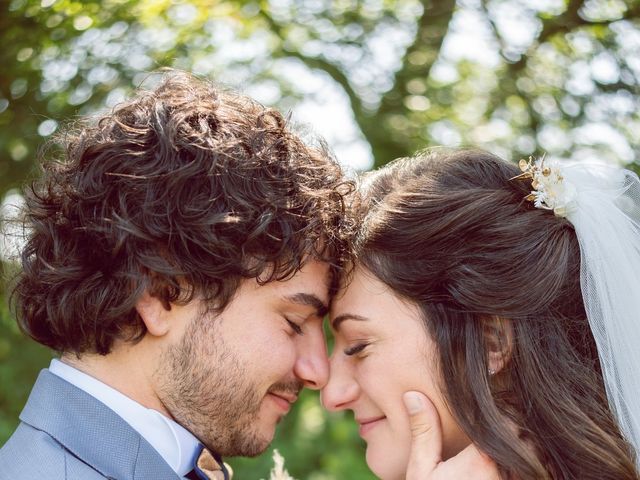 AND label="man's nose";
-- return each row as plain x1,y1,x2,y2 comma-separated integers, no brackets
320,354,359,411
293,324,329,390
